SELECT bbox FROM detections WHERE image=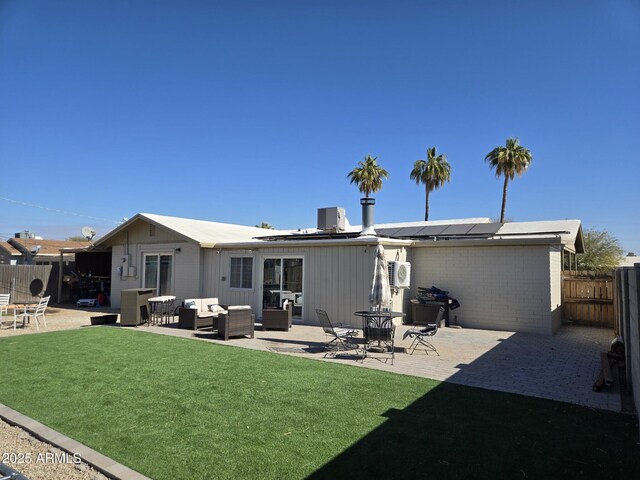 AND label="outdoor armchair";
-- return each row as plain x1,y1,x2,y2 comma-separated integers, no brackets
315,309,359,356
13,295,50,331
0,293,9,321
218,306,255,340
262,302,292,331
403,306,444,355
